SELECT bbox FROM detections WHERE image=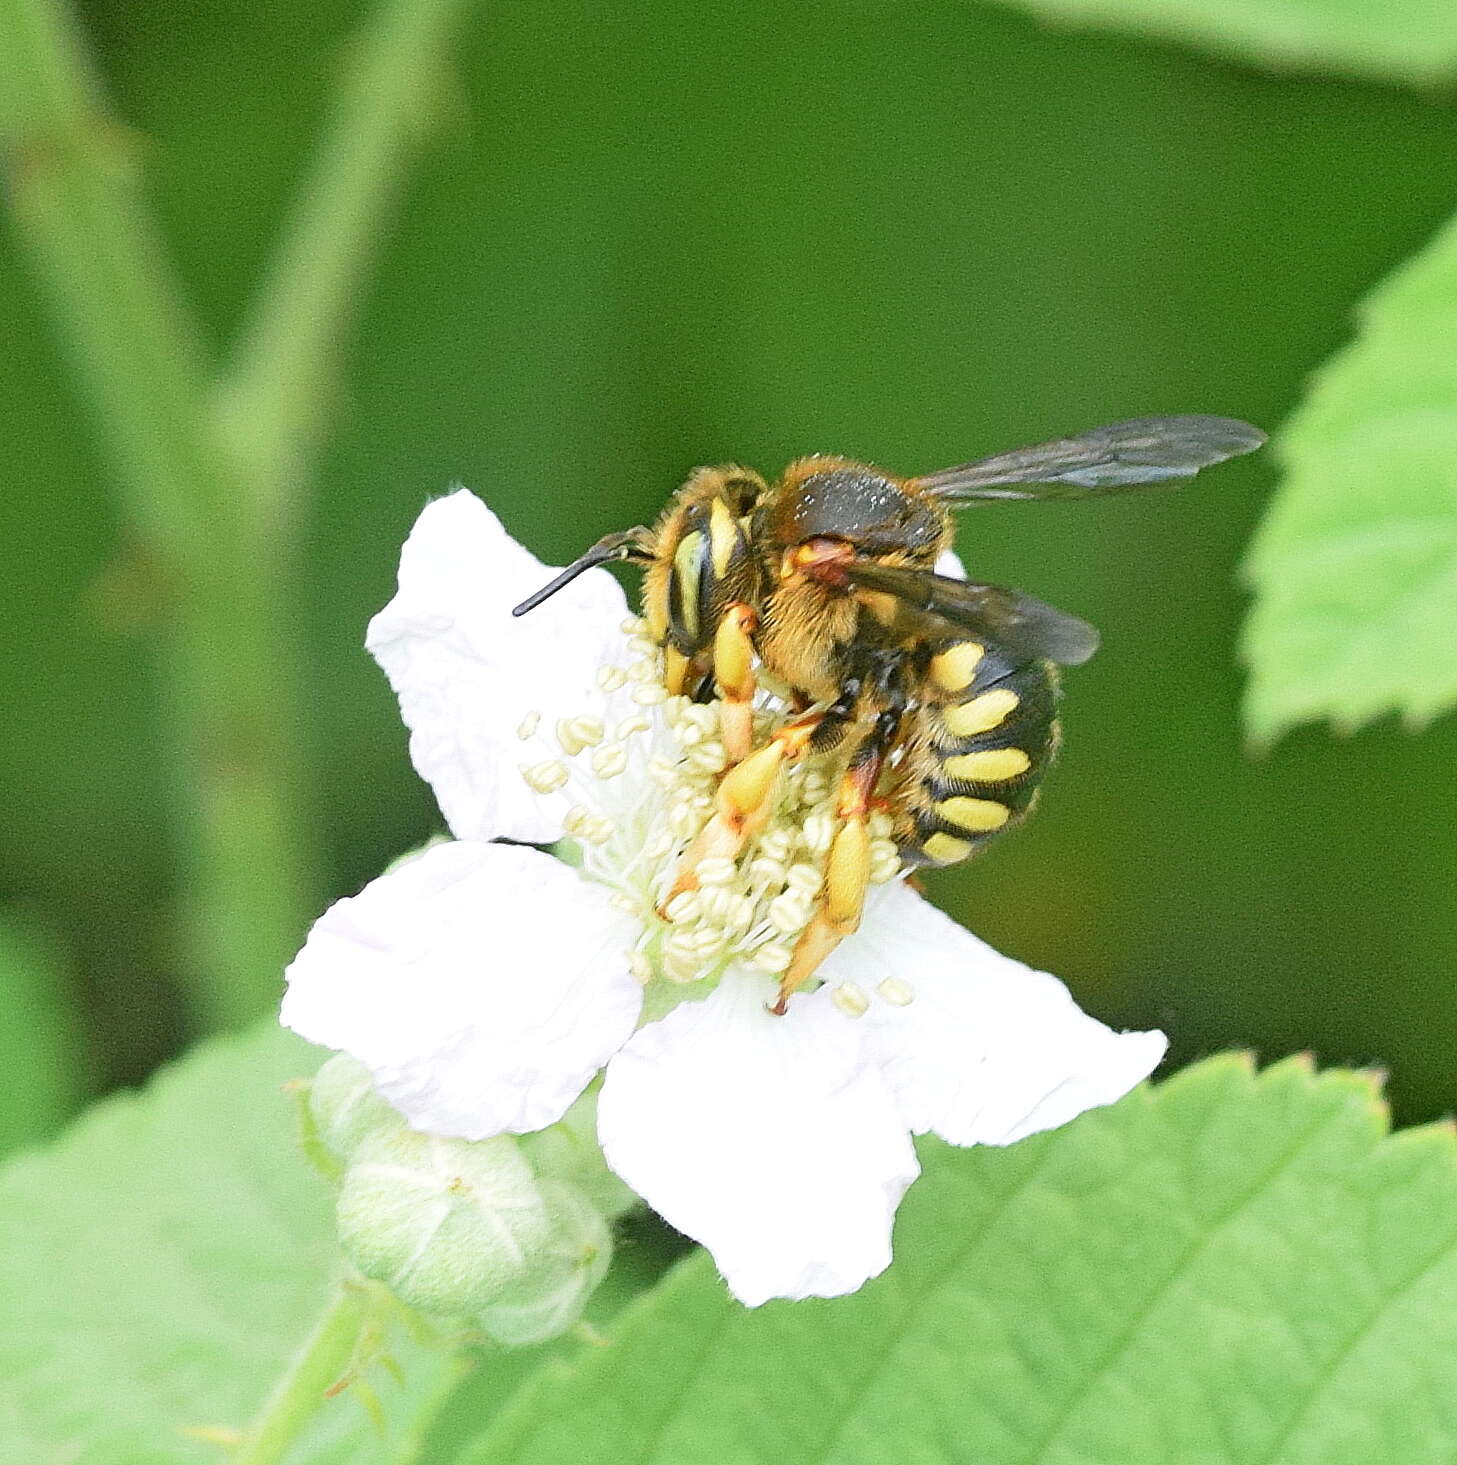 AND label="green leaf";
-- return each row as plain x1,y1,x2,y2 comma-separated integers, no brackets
463,1055,1457,1465
0,1022,463,1465
0,909,85,1153
1243,212,1457,743
980,0,1457,85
